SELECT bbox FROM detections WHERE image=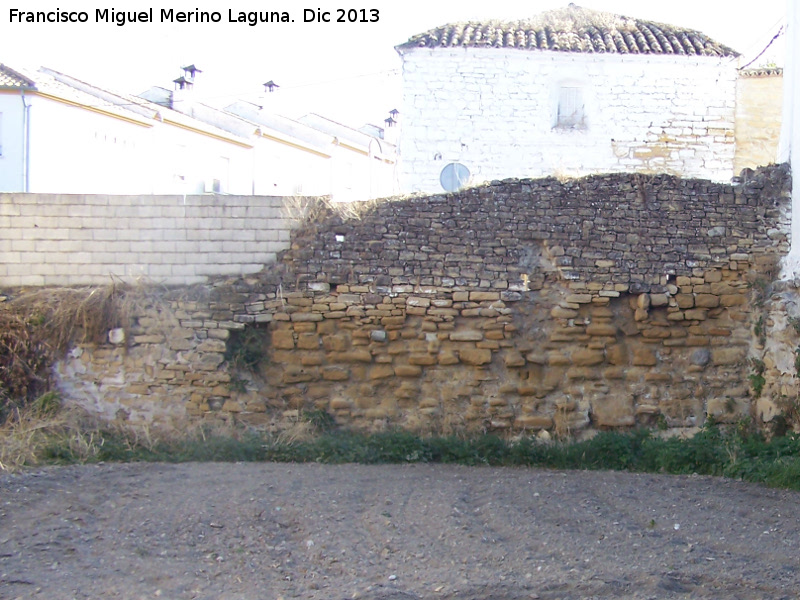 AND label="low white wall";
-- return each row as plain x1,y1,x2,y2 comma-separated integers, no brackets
0,193,294,286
